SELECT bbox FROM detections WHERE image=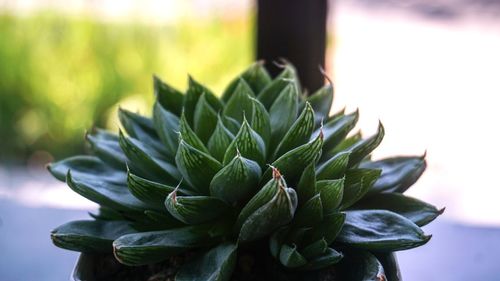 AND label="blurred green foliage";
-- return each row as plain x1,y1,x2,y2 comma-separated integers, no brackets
0,12,253,163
